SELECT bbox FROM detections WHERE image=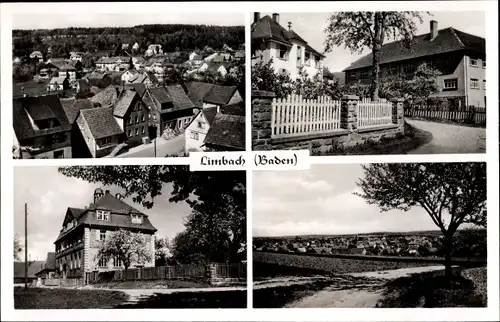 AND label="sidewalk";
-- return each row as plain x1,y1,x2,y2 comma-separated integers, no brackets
118,134,185,158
